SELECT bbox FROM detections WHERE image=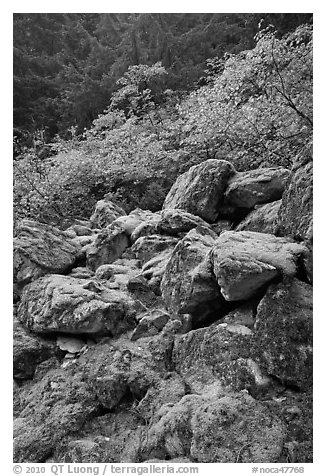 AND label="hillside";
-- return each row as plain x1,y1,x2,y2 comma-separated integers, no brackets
13,15,313,464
